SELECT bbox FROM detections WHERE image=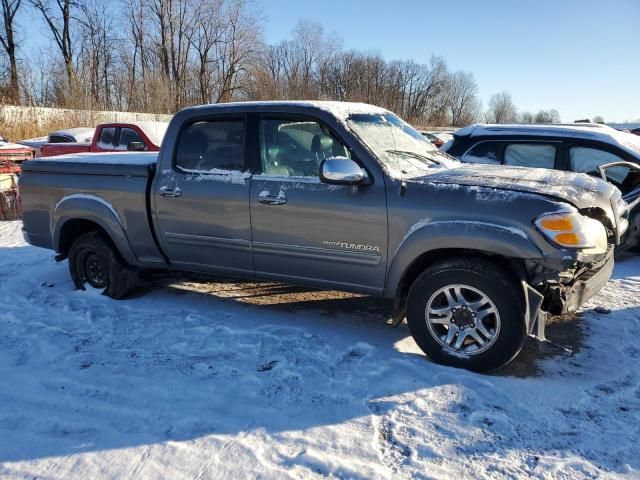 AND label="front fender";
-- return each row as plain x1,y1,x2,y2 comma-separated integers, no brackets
52,194,137,265
385,220,543,298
